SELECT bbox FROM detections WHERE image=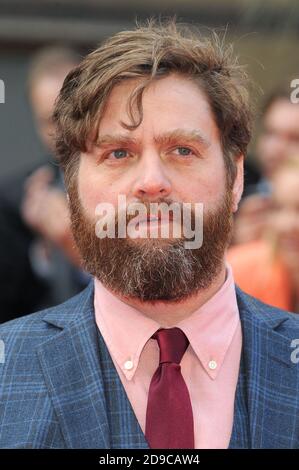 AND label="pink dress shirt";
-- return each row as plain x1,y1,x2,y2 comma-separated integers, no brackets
94,264,242,449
